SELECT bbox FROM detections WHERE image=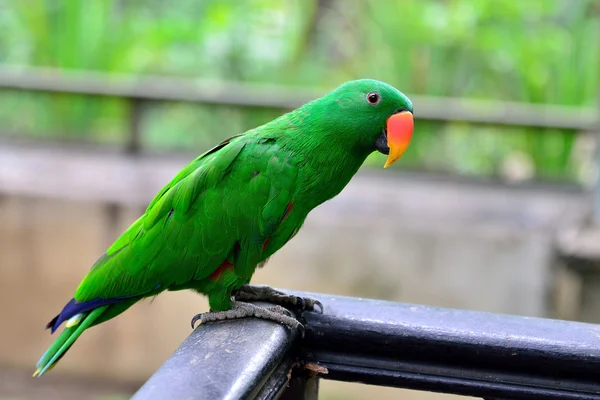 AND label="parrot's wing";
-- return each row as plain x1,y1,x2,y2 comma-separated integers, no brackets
143,134,244,217
73,134,298,302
